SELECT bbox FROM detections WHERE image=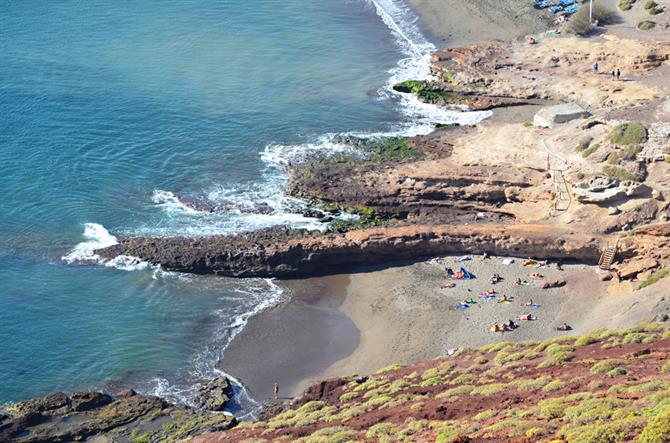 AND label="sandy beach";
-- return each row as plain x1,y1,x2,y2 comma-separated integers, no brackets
408,0,552,46
224,253,669,402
